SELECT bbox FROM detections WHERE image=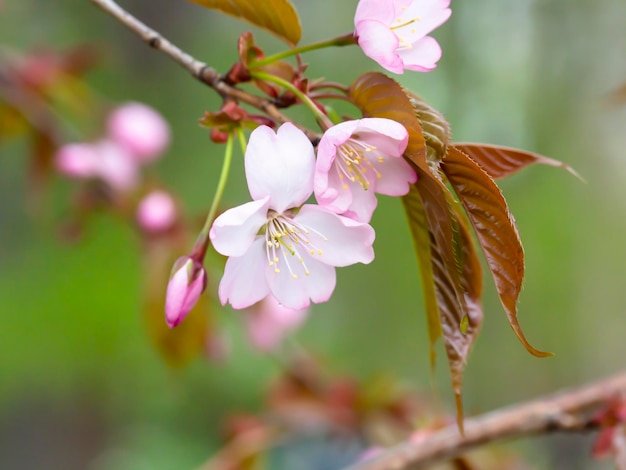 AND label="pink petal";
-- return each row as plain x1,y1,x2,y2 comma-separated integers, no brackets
315,166,351,213
294,205,375,266
368,153,417,196
398,0,451,39
245,123,315,212
350,118,409,155
398,36,442,71
354,0,396,25
340,179,379,223
219,238,271,309
355,20,404,74
210,197,270,257
165,258,206,328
